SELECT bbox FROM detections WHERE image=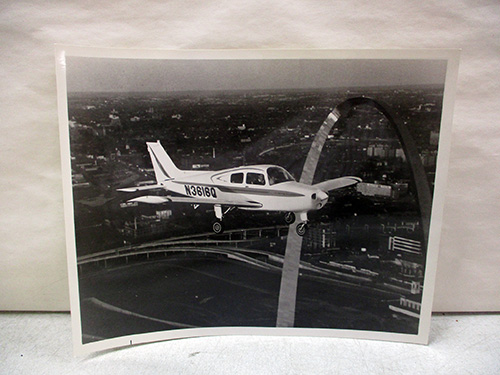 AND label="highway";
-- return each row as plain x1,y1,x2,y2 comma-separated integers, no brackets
77,240,416,343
